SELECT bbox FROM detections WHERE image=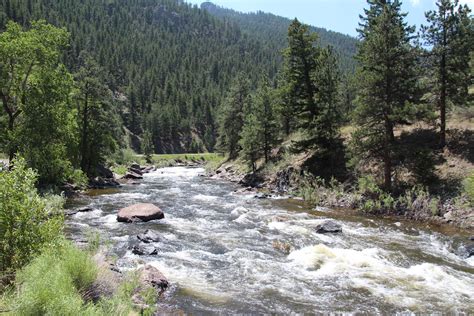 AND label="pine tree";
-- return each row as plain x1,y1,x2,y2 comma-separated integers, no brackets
141,130,154,163
353,0,421,192
254,79,280,163
216,74,251,158
280,19,319,136
239,112,260,172
422,0,473,147
294,46,342,152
